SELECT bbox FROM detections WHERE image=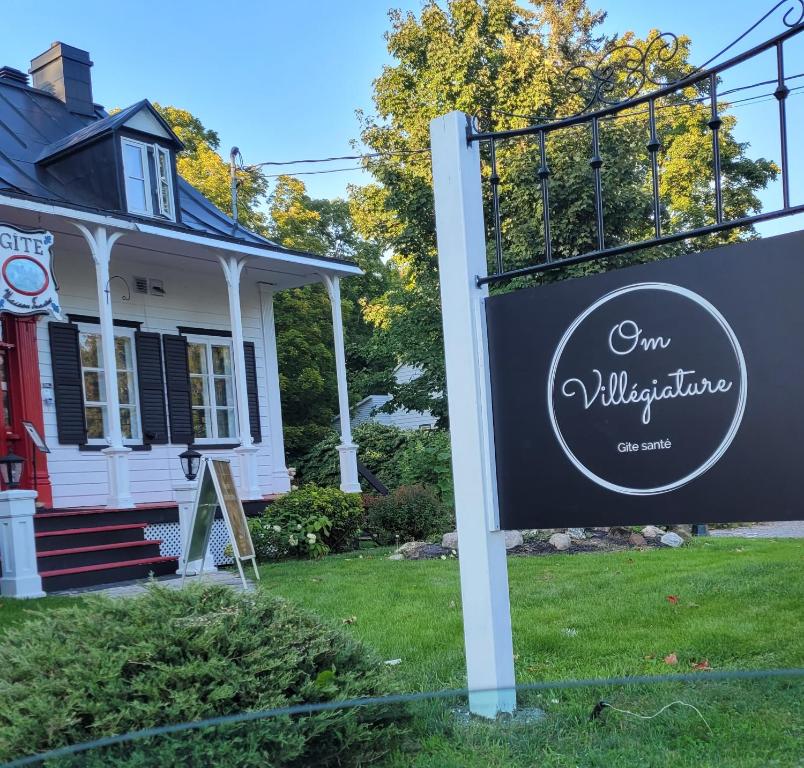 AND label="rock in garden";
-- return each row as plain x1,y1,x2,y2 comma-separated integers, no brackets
641,525,664,539
548,533,572,551
388,553,404,561
670,525,692,542
442,530,523,551
395,541,451,560
660,531,684,548
628,532,647,548
567,527,586,539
